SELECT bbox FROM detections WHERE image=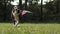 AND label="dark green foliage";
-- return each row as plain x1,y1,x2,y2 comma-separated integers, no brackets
0,1,13,22
0,0,60,22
